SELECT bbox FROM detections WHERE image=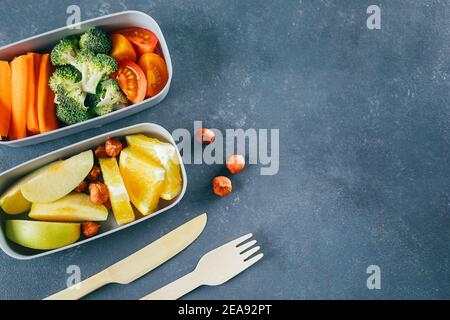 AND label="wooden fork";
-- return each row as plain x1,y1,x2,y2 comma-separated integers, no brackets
140,233,263,300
